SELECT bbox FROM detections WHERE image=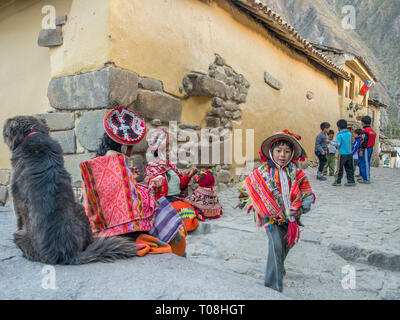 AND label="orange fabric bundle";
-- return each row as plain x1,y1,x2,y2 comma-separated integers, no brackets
136,234,172,256
170,200,199,232
169,226,187,257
